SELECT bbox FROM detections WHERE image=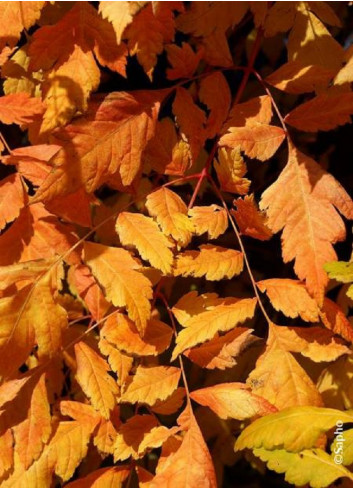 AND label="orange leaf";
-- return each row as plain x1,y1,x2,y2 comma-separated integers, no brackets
120,365,181,406
13,373,51,469
99,340,133,387
260,144,353,305
0,173,25,231
172,296,257,358
143,118,191,176
32,90,166,201
28,2,127,75
232,195,272,241
0,203,78,267
220,124,285,161
148,411,217,488
146,187,193,247
188,204,228,240
247,345,323,410
265,61,335,94
268,323,350,363
69,264,110,321
214,147,251,195
190,383,277,420
124,3,182,78
173,86,207,161
285,92,353,132
257,278,320,322
199,72,231,139
84,241,153,333
320,298,353,343
166,42,202,80
174,244,243,281
0,1,44,48
116,212,174,274
151,388,186,415
66,466,130,488
113,414,159,461
75,342,119,419
185,327,256,370
0,93,44,125
101,313,172,357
